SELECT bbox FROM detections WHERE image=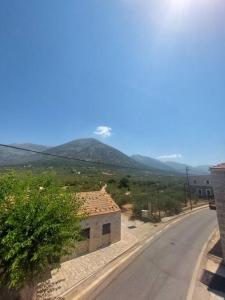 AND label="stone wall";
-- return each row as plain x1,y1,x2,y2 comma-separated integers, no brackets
189,175,212,186
190,185,214,199
80,211,121,253
189,175,214,199
61,211,121,261
211,166,225,261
